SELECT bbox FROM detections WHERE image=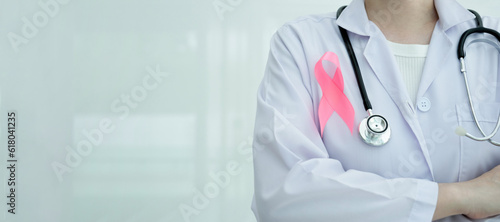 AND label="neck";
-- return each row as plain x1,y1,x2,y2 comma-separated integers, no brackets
365,0,438,44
